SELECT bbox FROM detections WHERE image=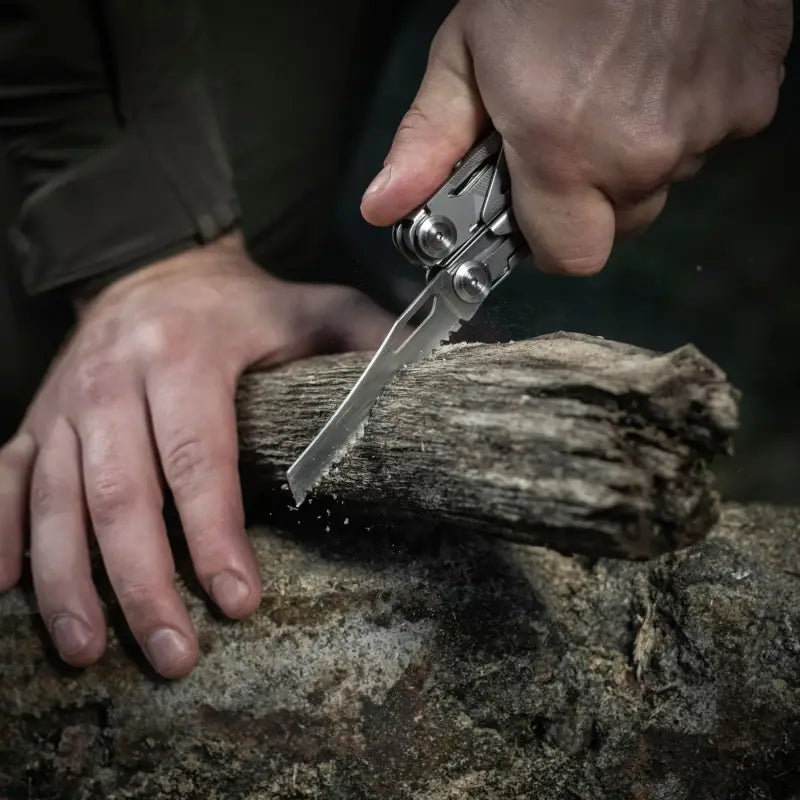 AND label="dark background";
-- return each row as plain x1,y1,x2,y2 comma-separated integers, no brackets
334,0,800,504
